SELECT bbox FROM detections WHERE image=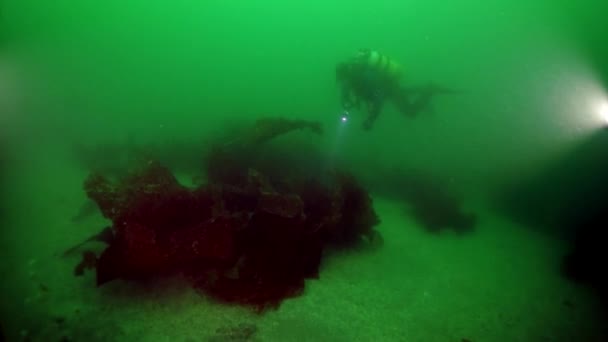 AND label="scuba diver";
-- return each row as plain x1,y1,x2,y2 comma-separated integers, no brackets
336,48,455,130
